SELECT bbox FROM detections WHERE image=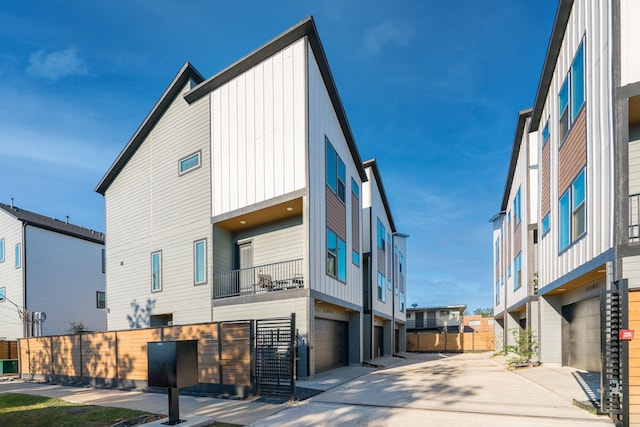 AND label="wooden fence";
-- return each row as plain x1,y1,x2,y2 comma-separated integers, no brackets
18,321,251,395
0,340,18,359
406,332,494,352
